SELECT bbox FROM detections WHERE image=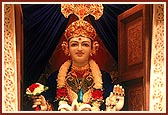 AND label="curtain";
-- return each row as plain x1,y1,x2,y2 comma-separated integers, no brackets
22,4,69,89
